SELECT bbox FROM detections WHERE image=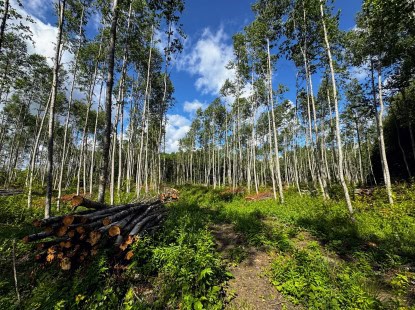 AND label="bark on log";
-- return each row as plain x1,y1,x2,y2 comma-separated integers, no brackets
25,195,170,270
33,209,94,227
70,195,108,210
23,231,54,243
101,204,148,226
